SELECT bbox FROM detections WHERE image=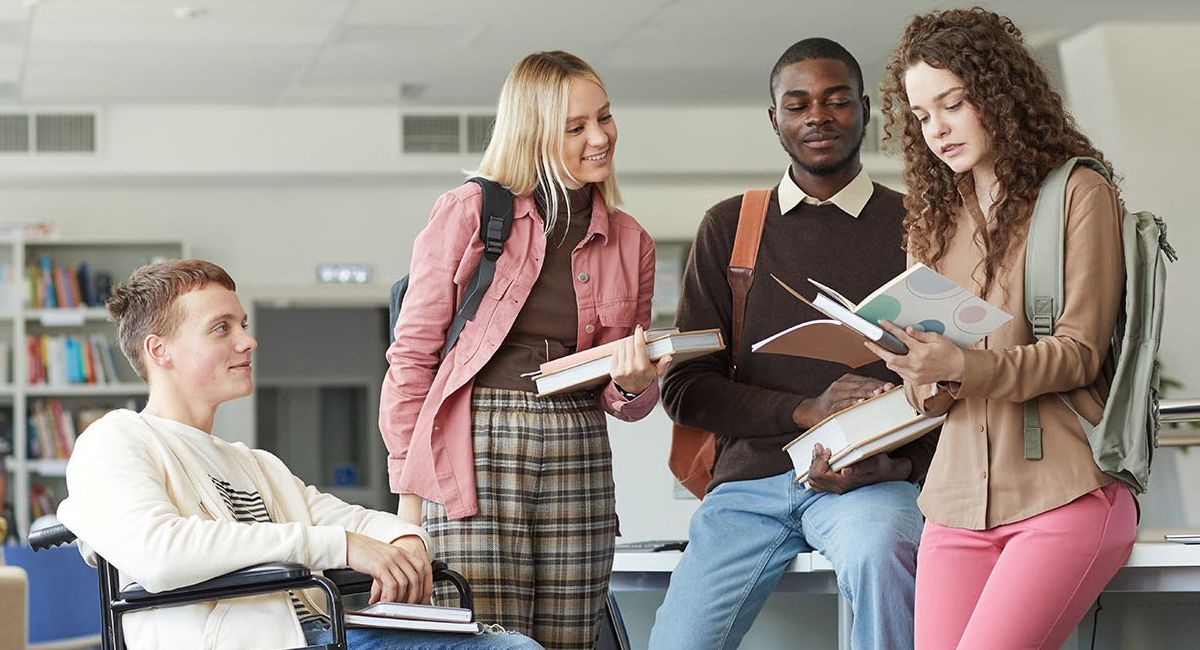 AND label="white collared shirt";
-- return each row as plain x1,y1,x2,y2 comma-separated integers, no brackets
778,166,875,218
